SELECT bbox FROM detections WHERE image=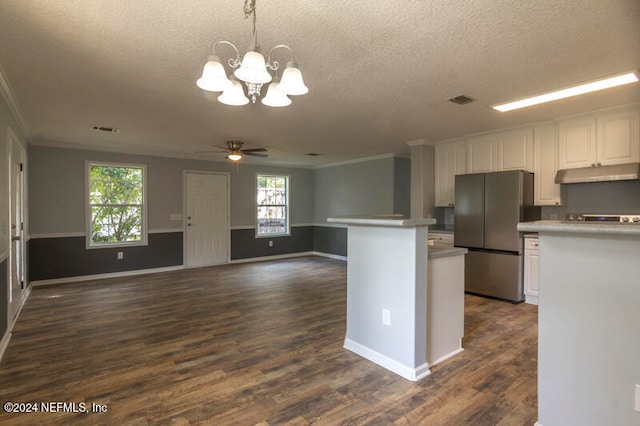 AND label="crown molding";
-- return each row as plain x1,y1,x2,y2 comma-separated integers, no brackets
313,153,400,169
0,63,31,139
